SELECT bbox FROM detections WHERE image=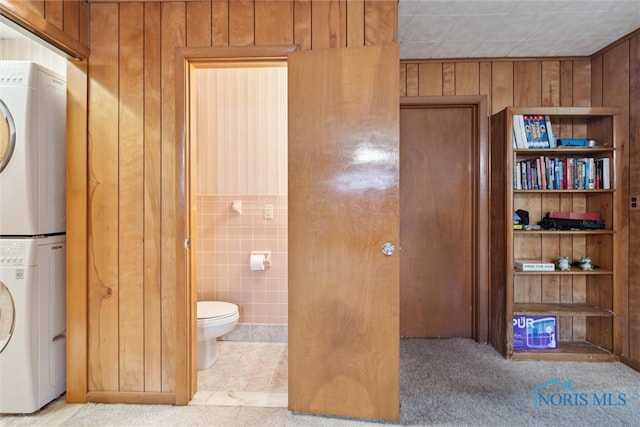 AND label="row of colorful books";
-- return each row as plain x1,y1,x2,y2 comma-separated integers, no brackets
514,156,610,190
512,114,556,149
